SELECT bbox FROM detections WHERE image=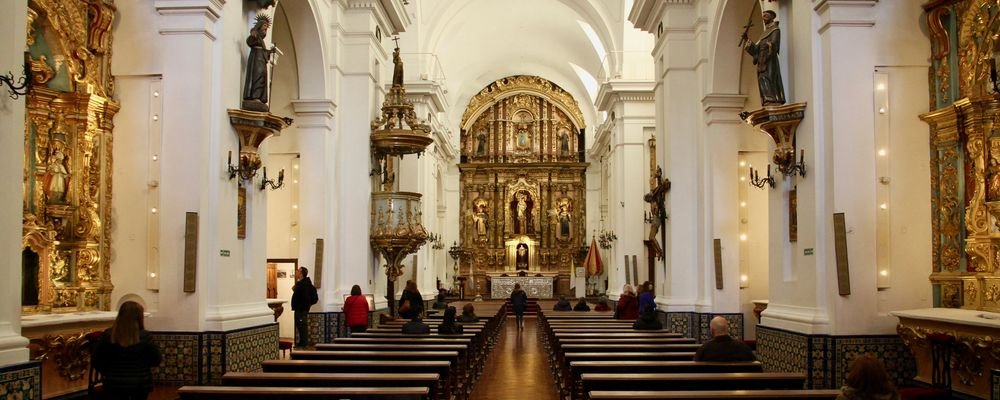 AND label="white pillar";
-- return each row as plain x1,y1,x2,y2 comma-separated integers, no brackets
290,99,338,310
654,2,711,312
153,0,271,331
335,5,390,309
0,0,30,366
703,93,748,312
